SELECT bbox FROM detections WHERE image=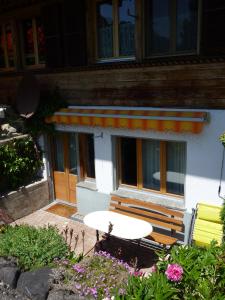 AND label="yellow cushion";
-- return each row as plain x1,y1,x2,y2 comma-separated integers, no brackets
193,219,223,247
197,203,222,223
